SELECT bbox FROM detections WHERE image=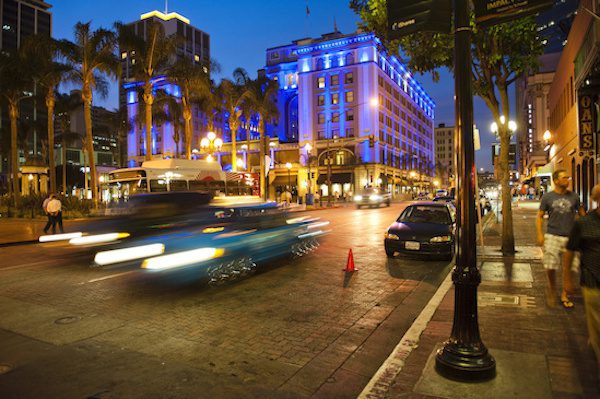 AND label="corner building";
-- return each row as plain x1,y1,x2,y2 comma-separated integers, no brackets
264,31,435,199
